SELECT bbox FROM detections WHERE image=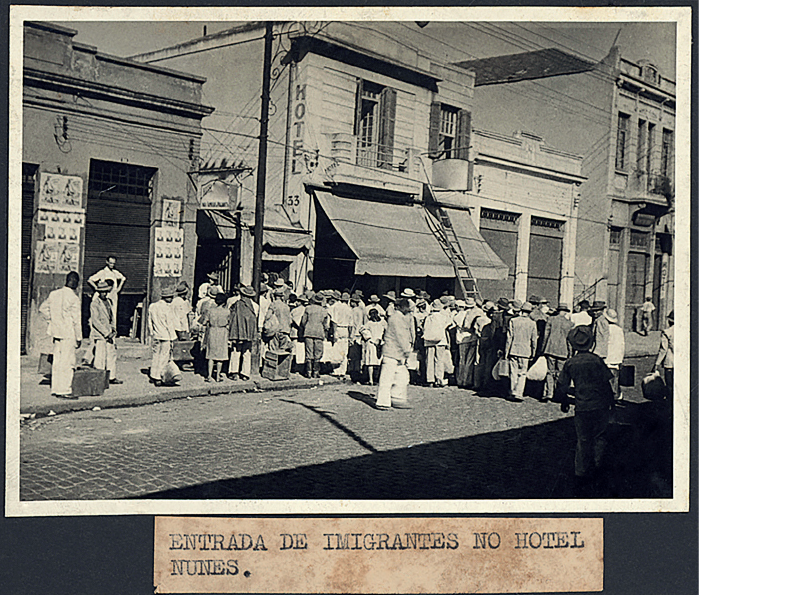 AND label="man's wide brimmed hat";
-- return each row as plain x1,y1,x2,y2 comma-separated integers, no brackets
310,292,324,304
604,308,619,324
369,295,380,303
567,326,595,351
527,295,540,305
206,271,218,280
161,286,176,298
96,279,114,292
207,285,220,298
556,302,570,312
520,301,534,313
401,288,416,298
240,285,257,297
341,292,350,302
465,296,476,308
497,297,510,309
431,300,443,312
175,280,190,295
591,300,607,311
383,291,396,301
